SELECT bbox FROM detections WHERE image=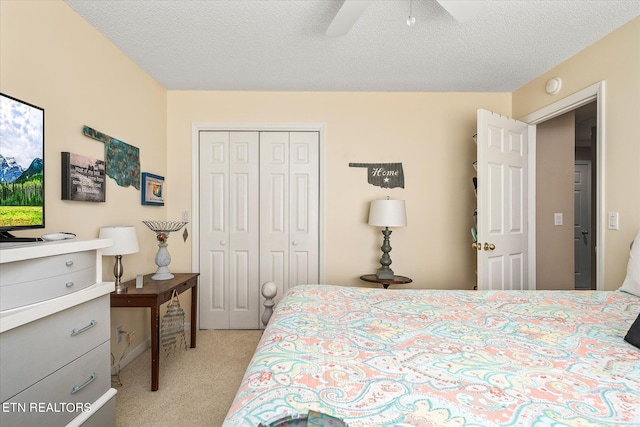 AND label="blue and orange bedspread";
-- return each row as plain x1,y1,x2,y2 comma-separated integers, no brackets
224,285,640,426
